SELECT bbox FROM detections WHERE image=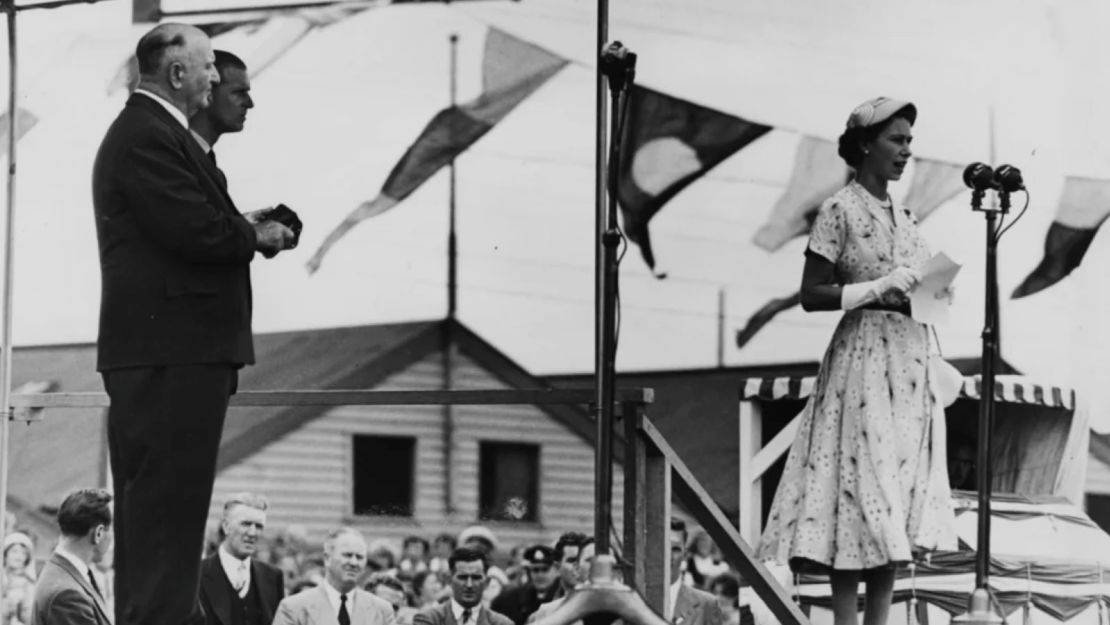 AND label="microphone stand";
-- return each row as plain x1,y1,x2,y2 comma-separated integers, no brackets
593,42,635,560
955,187,1006,625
